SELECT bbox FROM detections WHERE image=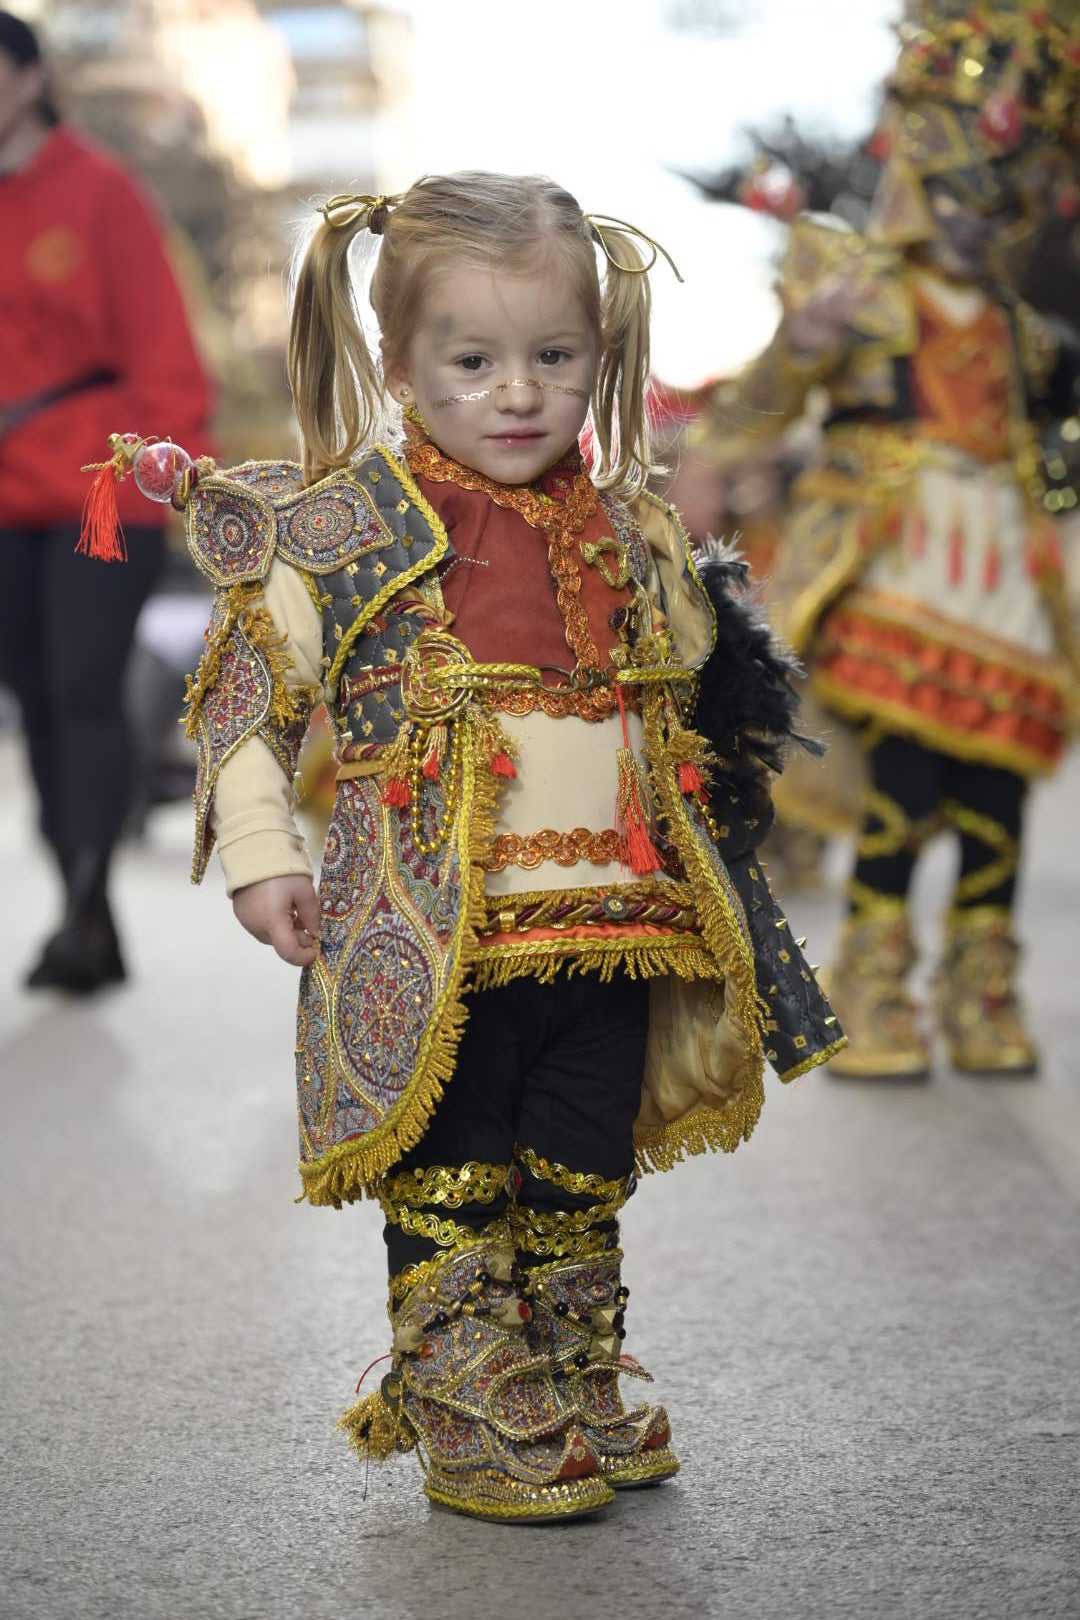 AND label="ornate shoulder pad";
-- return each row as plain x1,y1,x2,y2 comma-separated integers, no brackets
186,472,280,587
274,444,442,576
